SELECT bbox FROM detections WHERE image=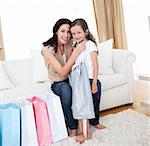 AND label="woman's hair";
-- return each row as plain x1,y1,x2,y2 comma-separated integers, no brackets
43,18,71,53
71,18,97,45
